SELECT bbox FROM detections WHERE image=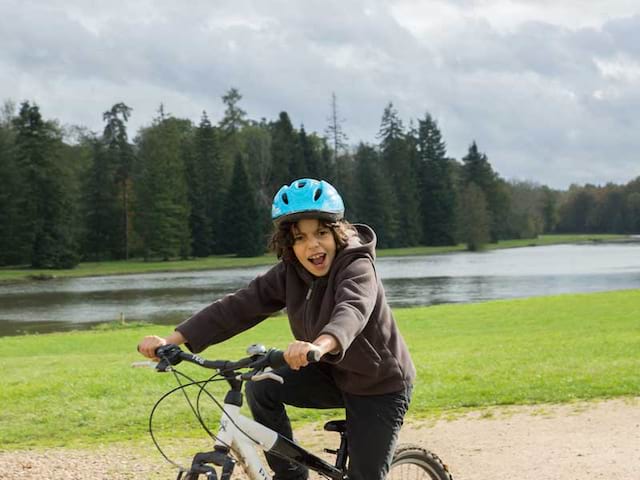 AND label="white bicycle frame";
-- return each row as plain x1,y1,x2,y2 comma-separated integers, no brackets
211,397,344,480
214,403,278,480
